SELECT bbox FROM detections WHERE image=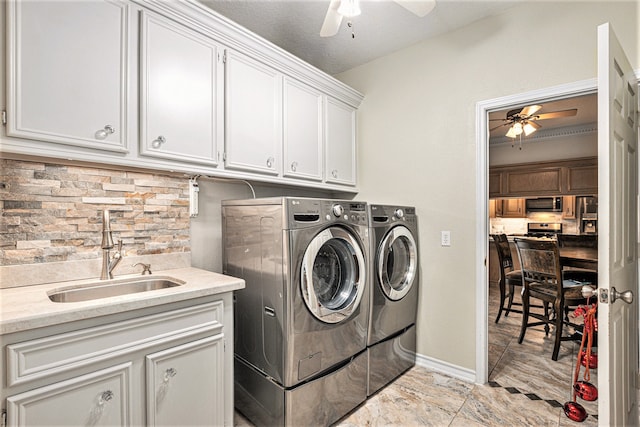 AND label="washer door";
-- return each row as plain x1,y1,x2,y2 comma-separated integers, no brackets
301,226,366,324
377,225,417,301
